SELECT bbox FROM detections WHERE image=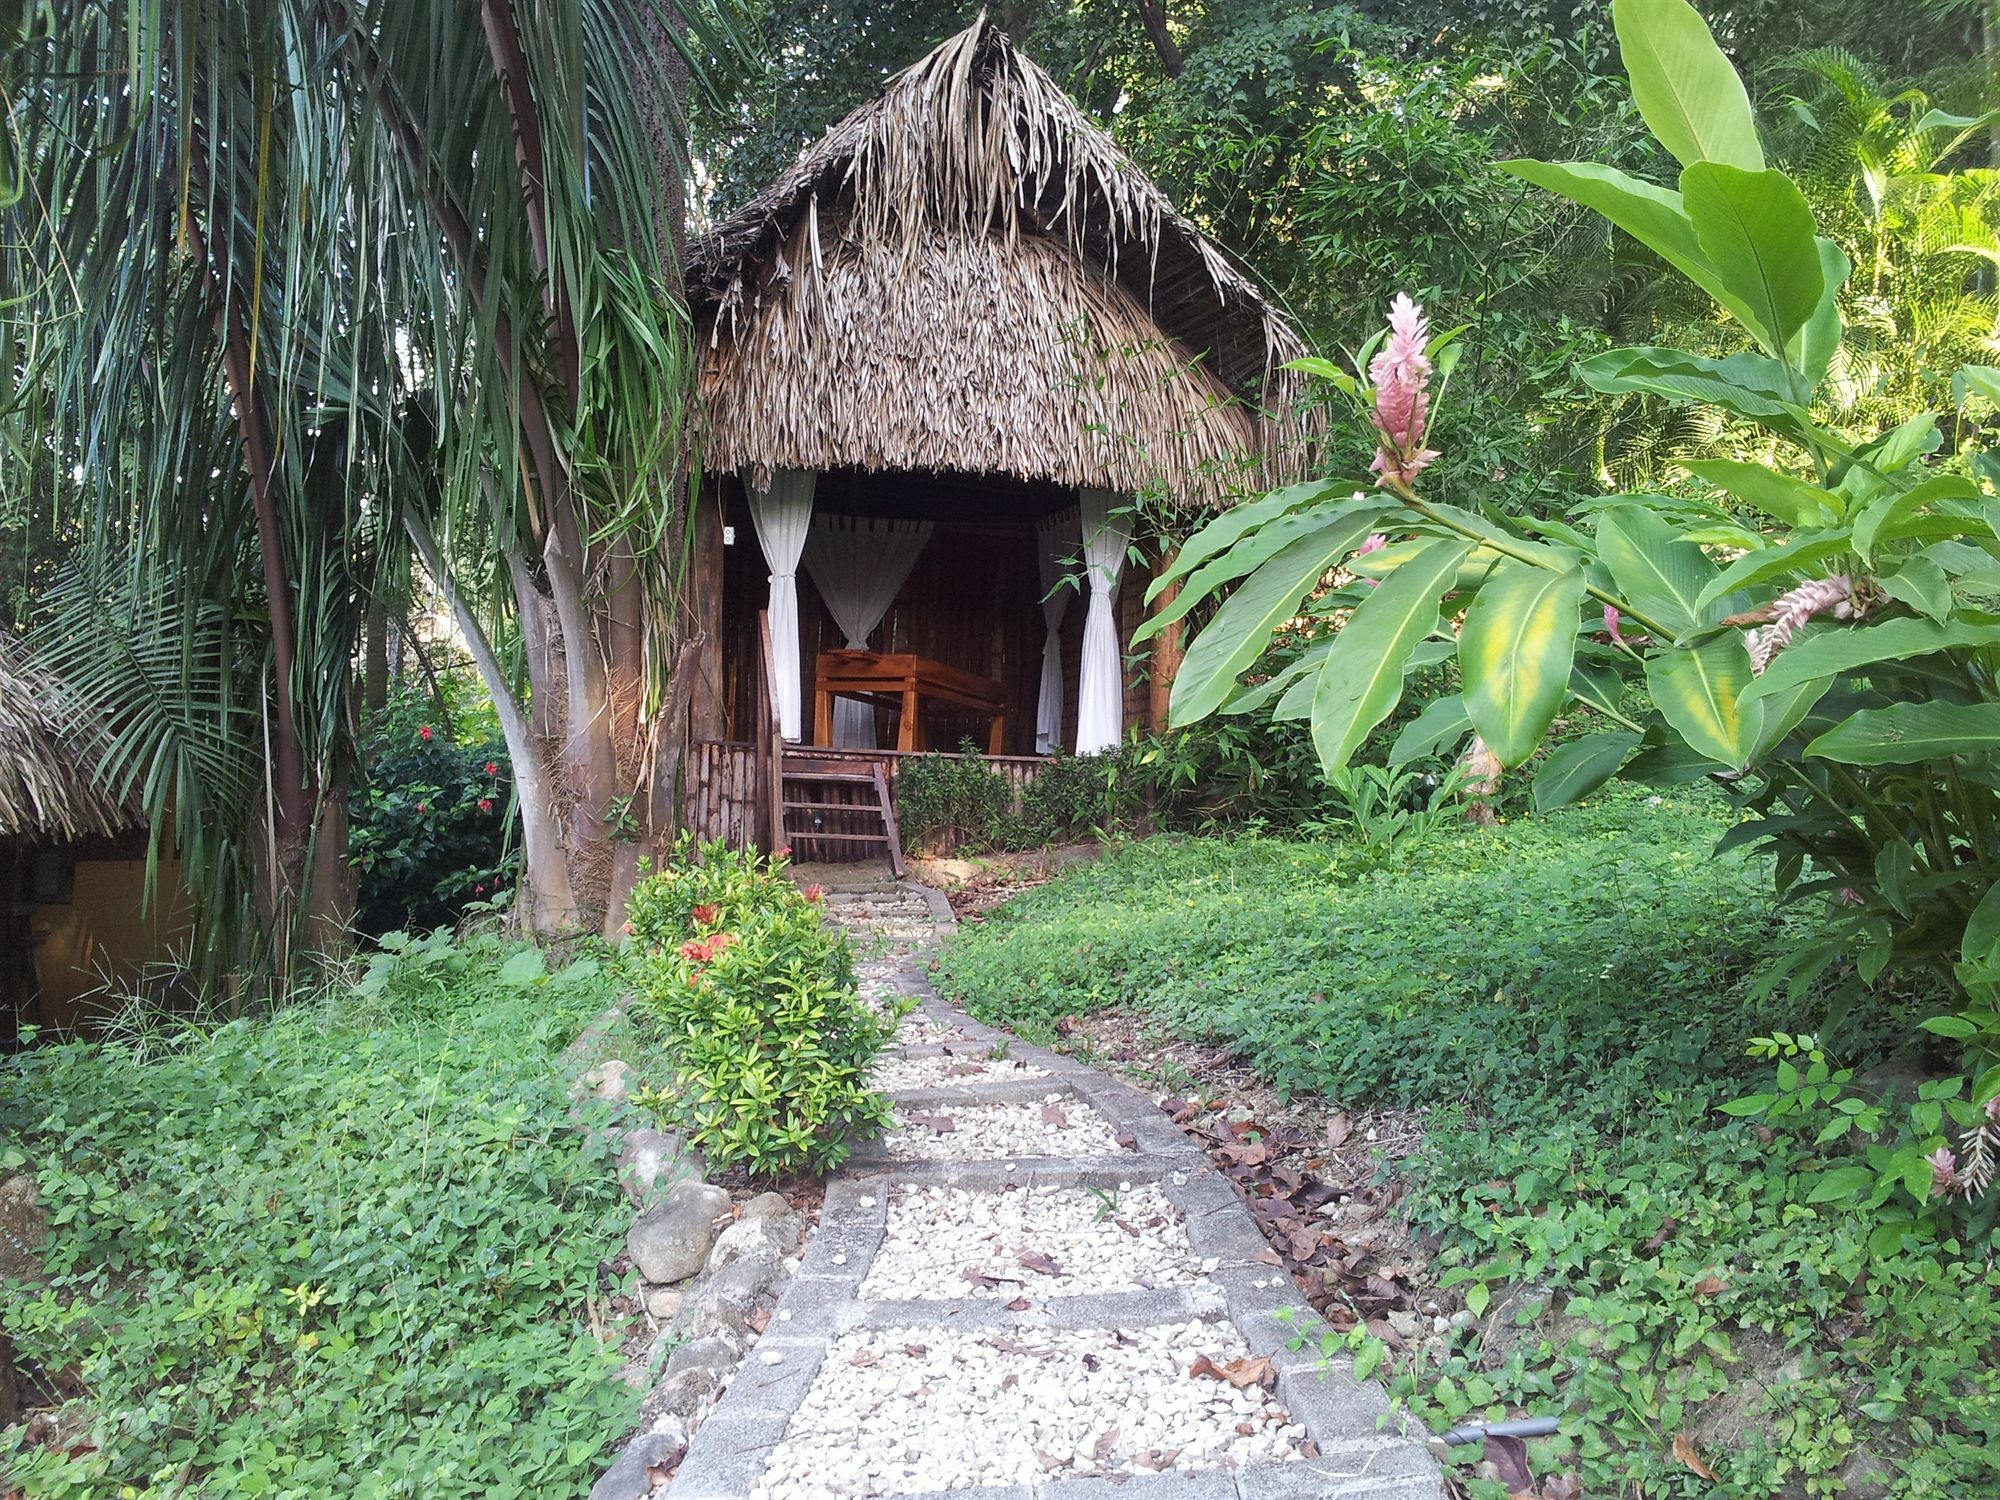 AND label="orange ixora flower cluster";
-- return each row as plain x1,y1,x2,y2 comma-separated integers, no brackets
679,930,739,966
